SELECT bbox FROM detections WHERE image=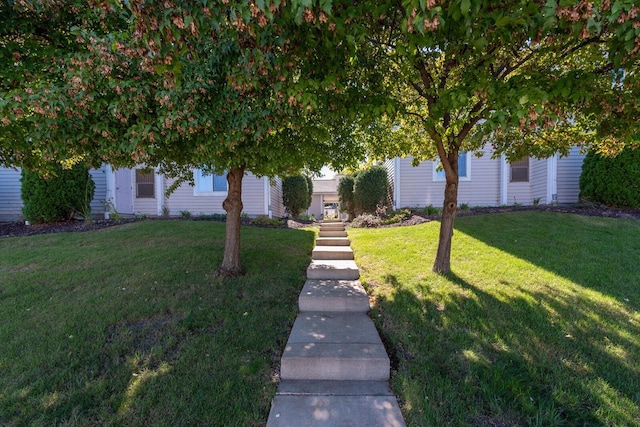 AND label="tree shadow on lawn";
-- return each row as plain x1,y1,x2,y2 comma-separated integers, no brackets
0,225,317,426
373,271,640,426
